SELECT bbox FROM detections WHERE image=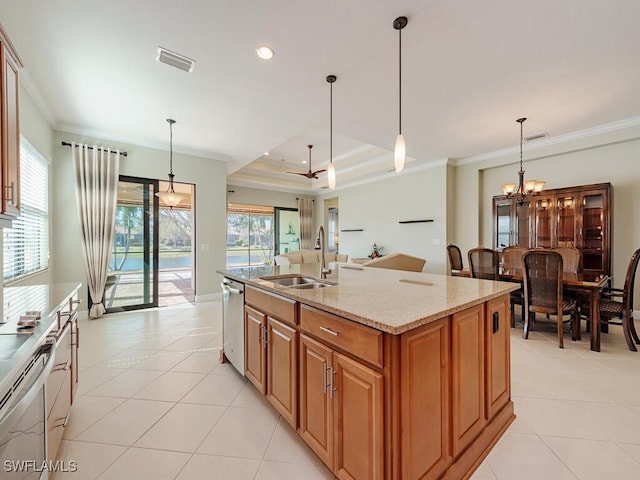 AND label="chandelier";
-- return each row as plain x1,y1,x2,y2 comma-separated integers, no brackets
156,118,188,208
501,117,545,204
